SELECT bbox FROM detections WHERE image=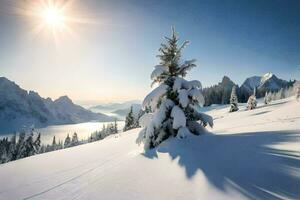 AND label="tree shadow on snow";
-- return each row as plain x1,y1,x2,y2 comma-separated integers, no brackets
144,130,300,200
